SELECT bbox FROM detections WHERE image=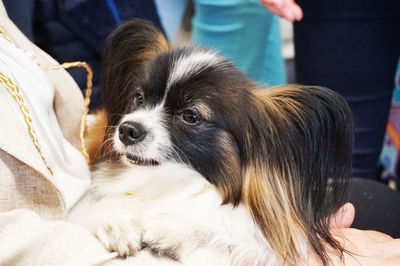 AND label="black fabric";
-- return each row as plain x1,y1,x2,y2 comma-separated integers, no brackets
294,0,400,178
350,178,400,238
4,0,165,110
3,0,35,40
